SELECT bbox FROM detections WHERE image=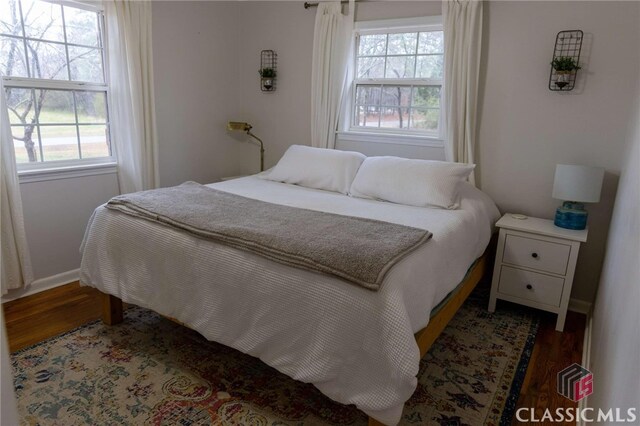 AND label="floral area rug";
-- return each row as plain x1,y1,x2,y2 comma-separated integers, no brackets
12,285,538,426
